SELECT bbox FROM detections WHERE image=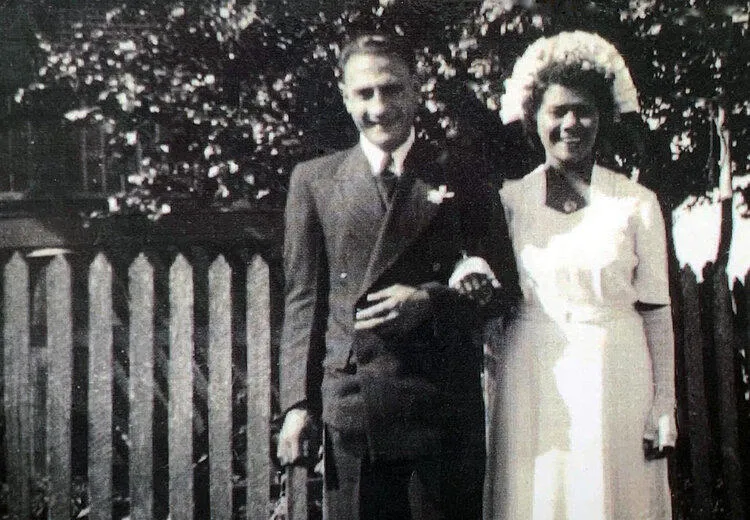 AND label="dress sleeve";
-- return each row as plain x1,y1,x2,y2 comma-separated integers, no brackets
498,179,517,228
633,189,670,305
